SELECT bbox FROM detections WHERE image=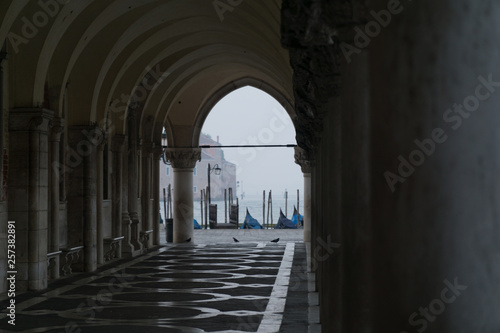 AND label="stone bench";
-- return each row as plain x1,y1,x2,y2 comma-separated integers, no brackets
140,230,154,251
103,236,124,261
60,246,84,276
